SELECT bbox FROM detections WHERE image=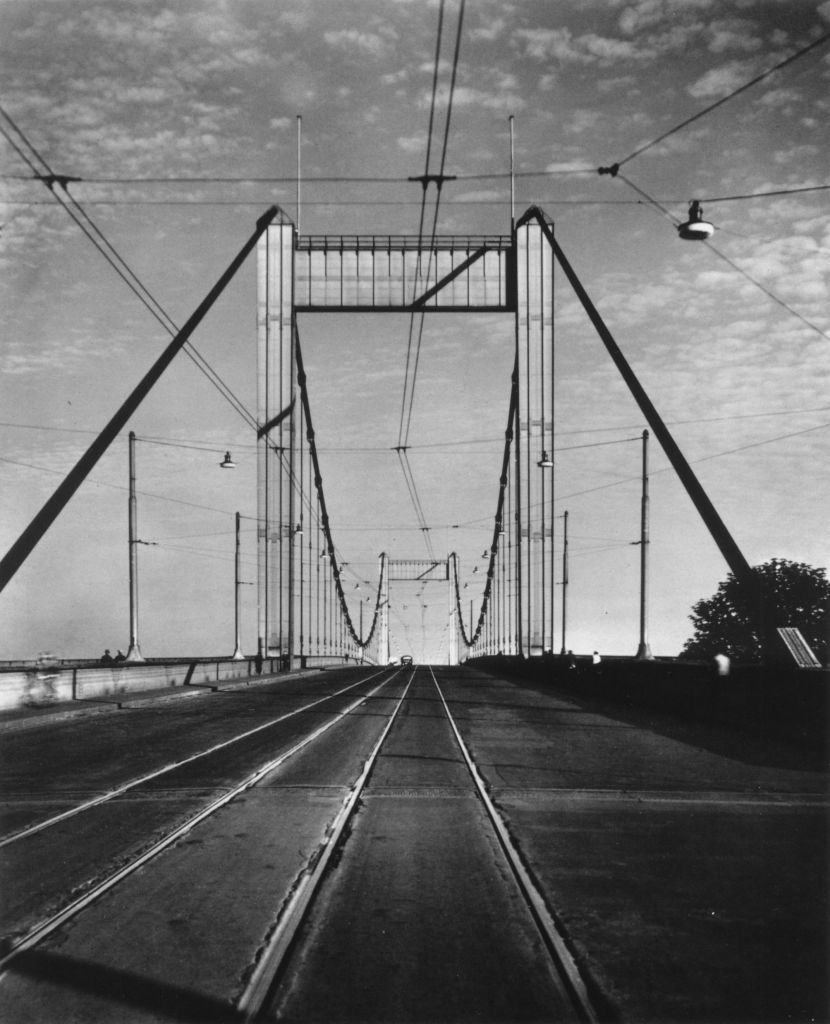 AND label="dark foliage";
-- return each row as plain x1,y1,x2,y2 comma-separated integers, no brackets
680,558,829,664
